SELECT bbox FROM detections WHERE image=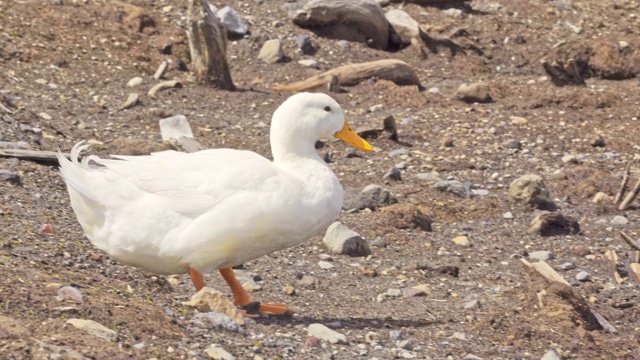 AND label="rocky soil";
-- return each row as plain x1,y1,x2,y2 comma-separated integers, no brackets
1,0,640,359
